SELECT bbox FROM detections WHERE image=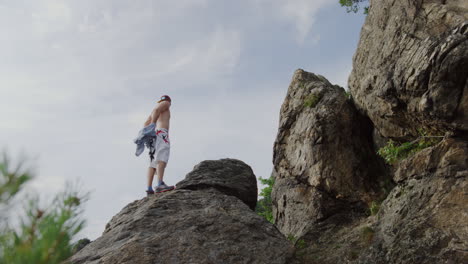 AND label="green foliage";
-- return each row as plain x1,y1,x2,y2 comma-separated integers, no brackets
377,131,443,164
377,140,413,164
303,93,322,108
344,90,352,99
255,176,275,223
0,154,32,205
366,177,395,217
0,154,88,264
72,238,91,254
339,0,369,14
287,234,307,249
296,239,307,249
